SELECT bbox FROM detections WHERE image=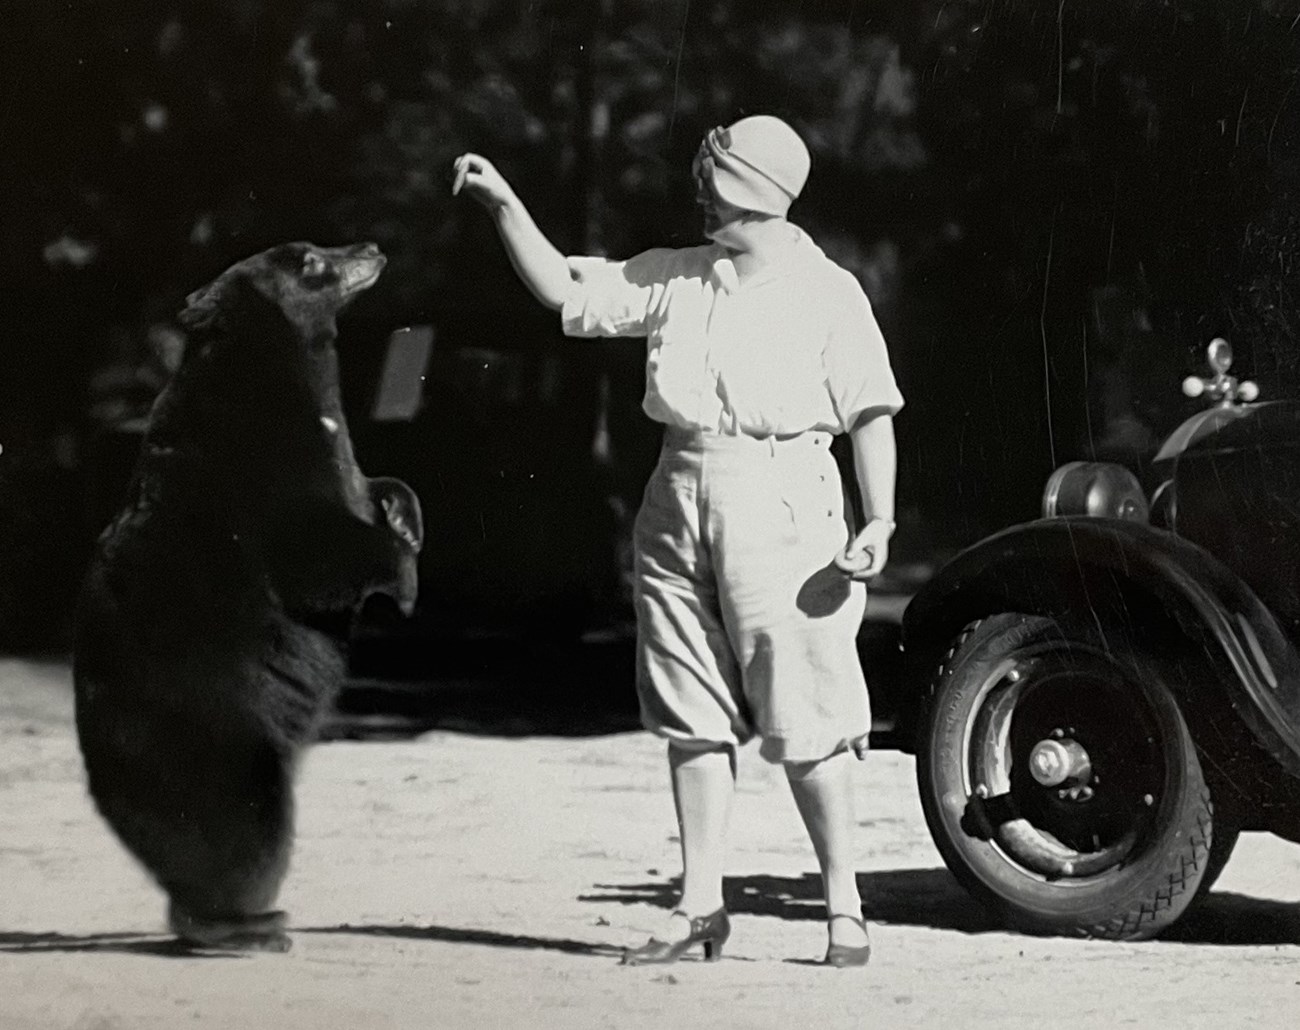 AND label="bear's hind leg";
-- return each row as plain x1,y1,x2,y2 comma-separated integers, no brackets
157,737,298,953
